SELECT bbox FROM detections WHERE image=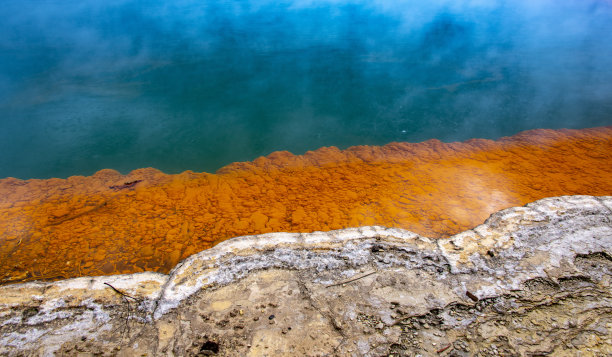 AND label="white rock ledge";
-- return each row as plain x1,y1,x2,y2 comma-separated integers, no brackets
1,195,611,356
